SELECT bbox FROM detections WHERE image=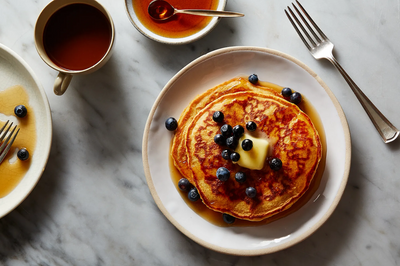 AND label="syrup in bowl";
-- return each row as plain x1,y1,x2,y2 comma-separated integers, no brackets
126,0,225,43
